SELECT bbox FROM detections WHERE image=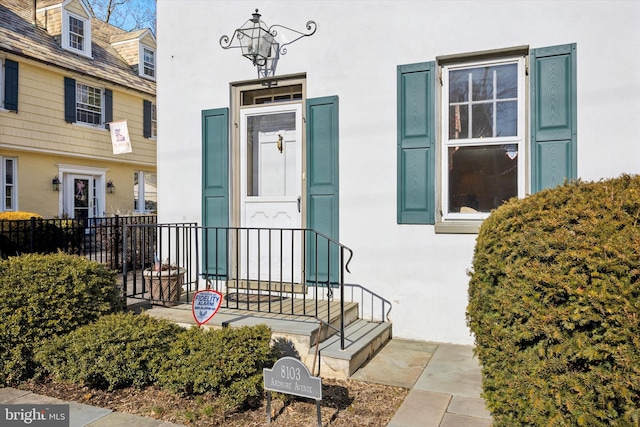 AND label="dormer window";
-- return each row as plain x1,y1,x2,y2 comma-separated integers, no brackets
62,5,92,58
69,15,85,51
142,46,156,79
